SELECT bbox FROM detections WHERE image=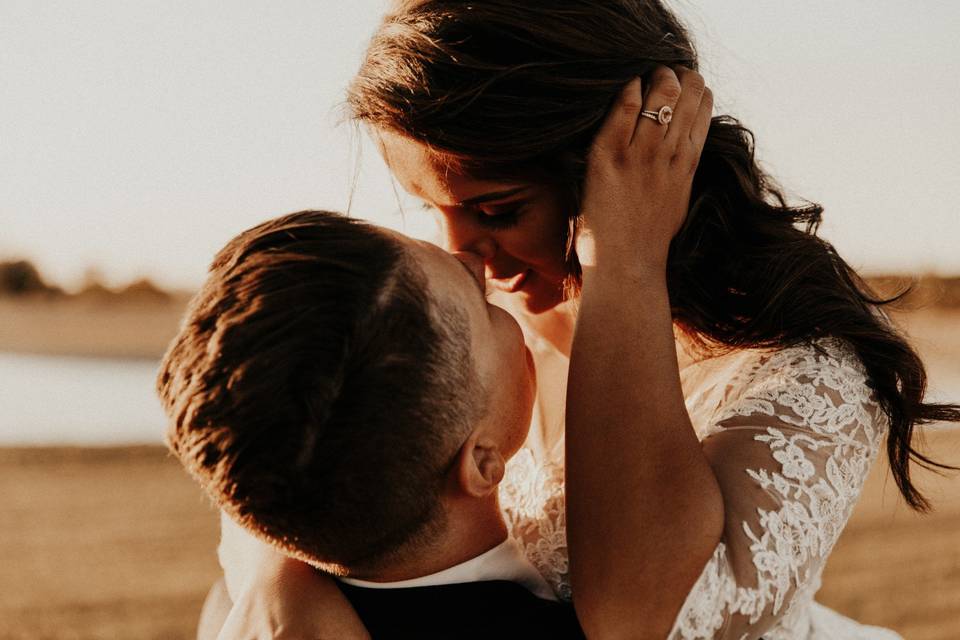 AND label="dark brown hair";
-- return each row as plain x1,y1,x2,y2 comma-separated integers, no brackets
348,0,959,509
158,210,483,573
